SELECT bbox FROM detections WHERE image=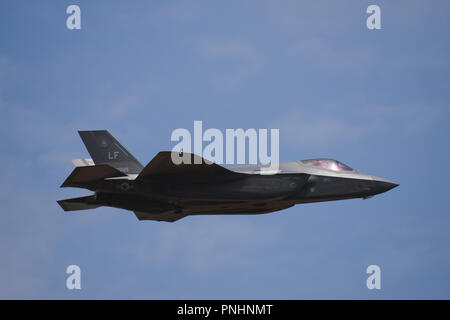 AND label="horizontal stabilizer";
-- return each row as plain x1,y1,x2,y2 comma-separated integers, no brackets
57,195,100,211
134,210,187,222
137,151,242,180
61,164,127,188
72,158,95,167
